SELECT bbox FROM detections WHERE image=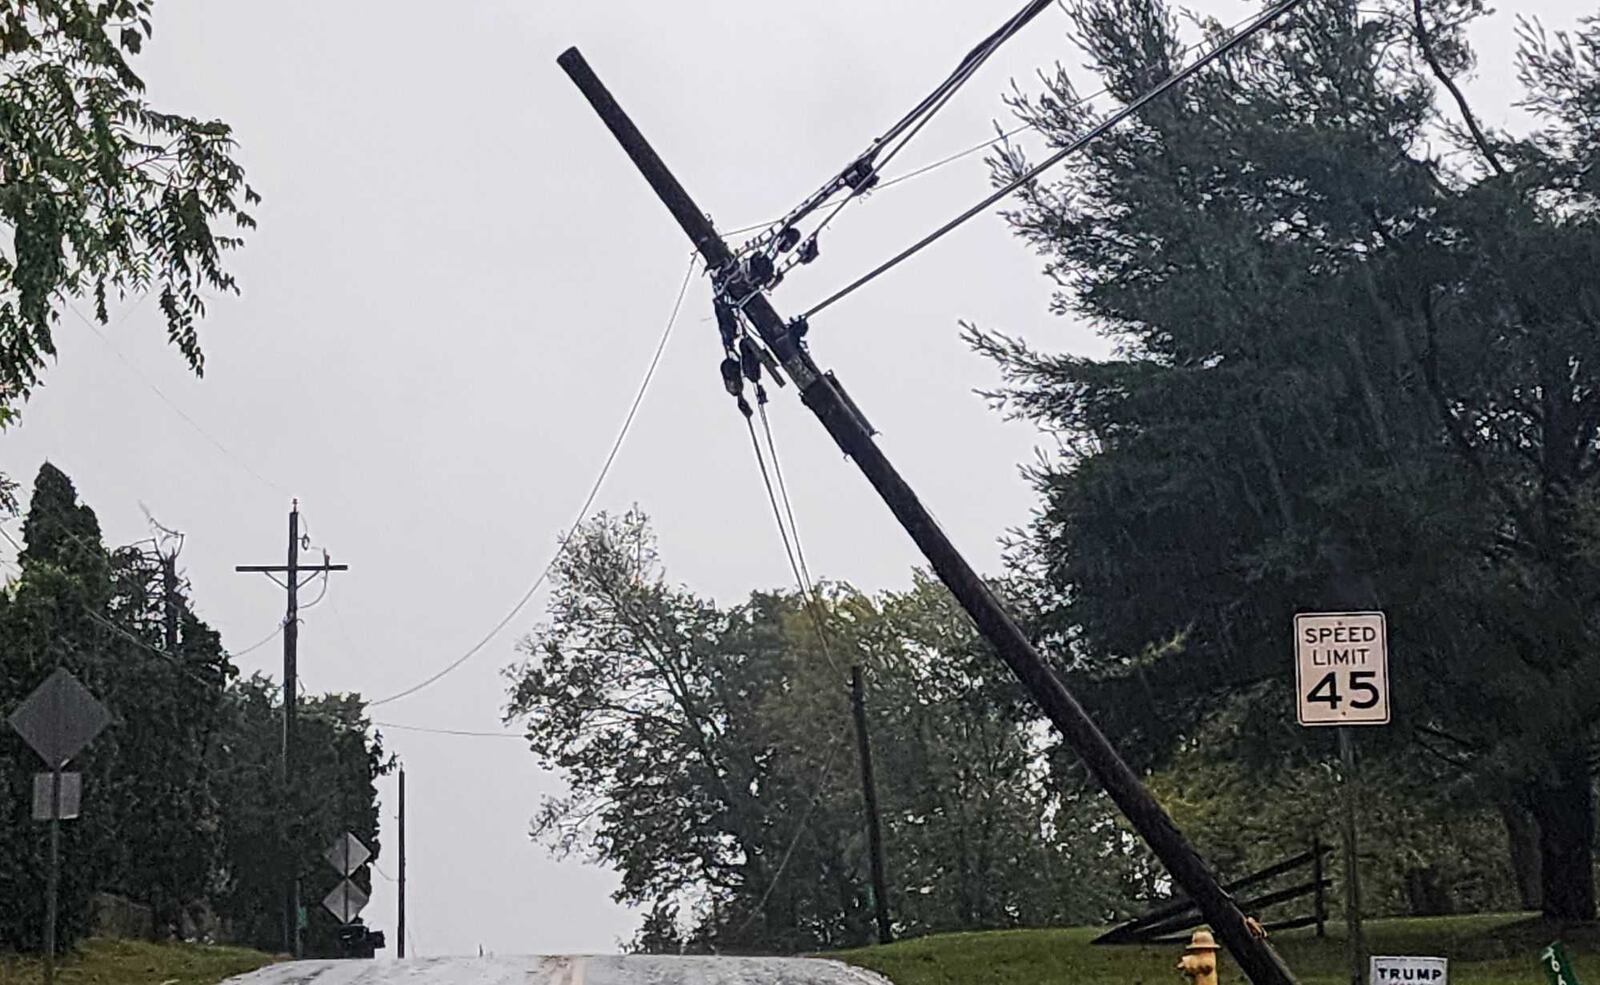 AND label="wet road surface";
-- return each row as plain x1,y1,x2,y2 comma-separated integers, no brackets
225,954,894,985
